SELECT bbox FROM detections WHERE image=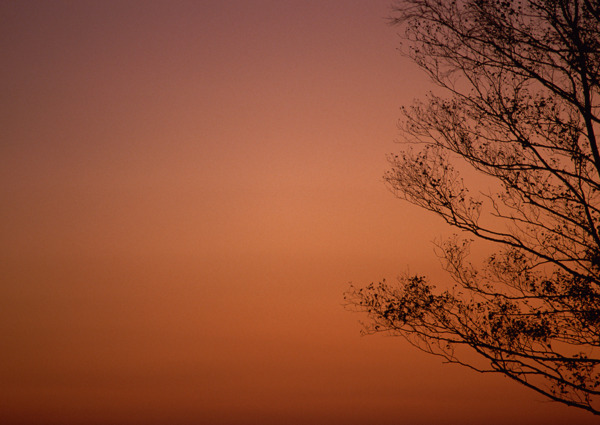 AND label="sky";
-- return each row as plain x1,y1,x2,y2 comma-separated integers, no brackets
0,1,597,424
